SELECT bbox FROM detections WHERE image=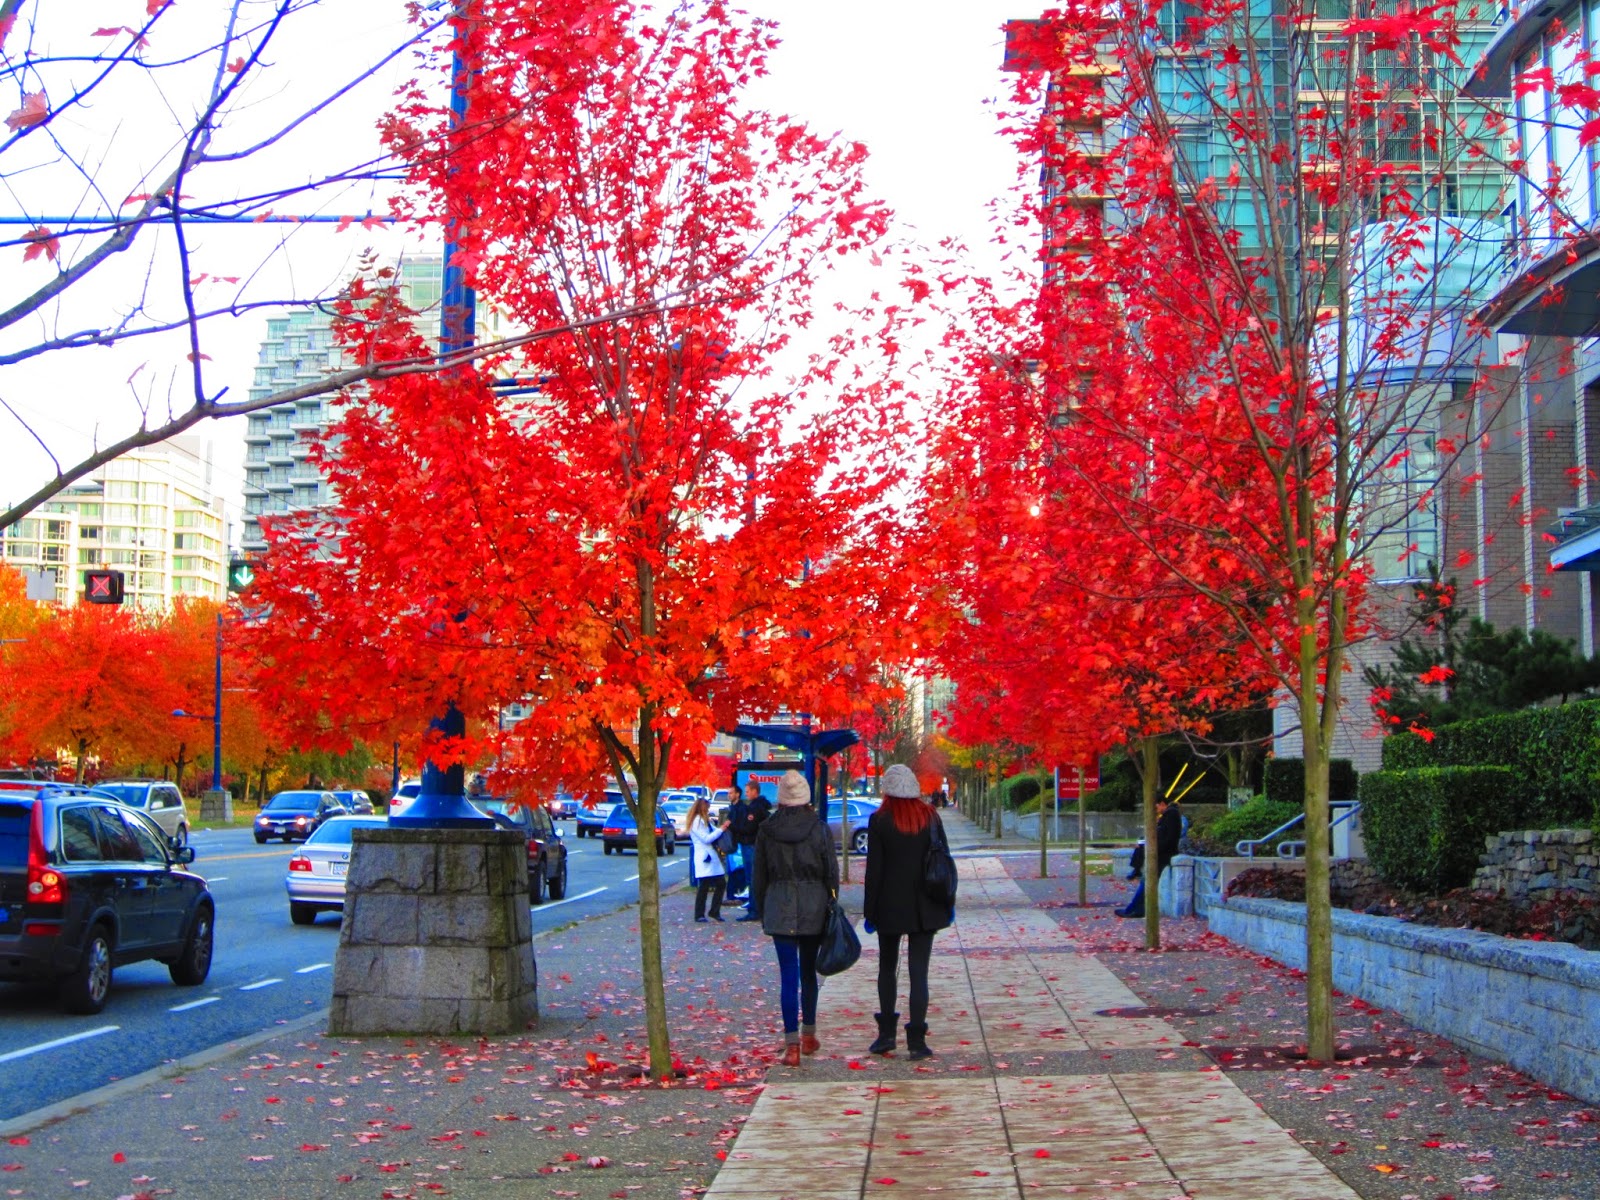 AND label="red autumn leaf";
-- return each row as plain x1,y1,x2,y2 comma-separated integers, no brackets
6,1138,27,1147
5,92,48,132
226,56,247,73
